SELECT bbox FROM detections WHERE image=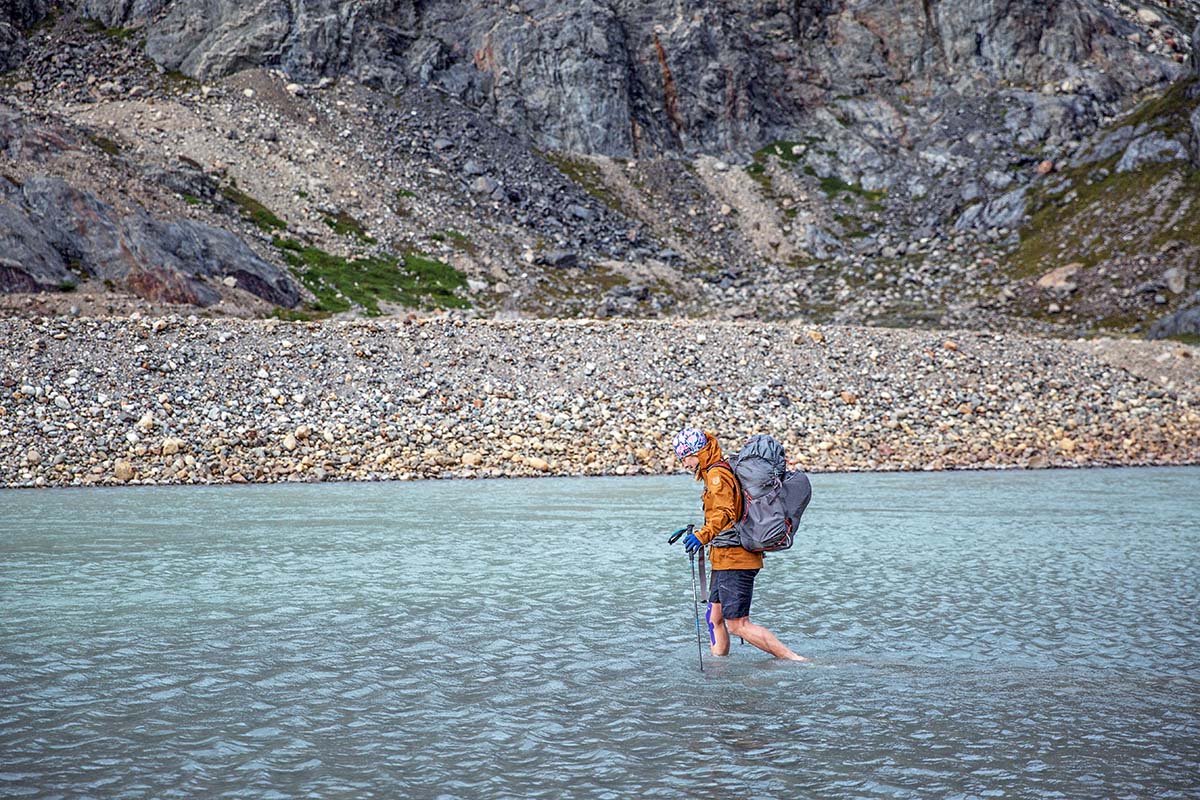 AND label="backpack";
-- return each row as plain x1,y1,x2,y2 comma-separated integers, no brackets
713,434,812,553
